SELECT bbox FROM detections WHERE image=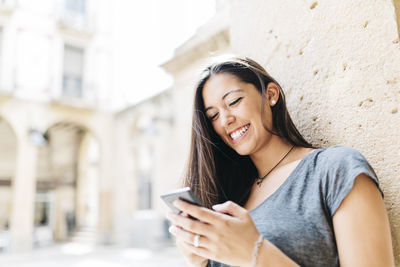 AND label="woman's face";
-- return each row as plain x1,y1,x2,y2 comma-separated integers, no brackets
202,73,275,156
